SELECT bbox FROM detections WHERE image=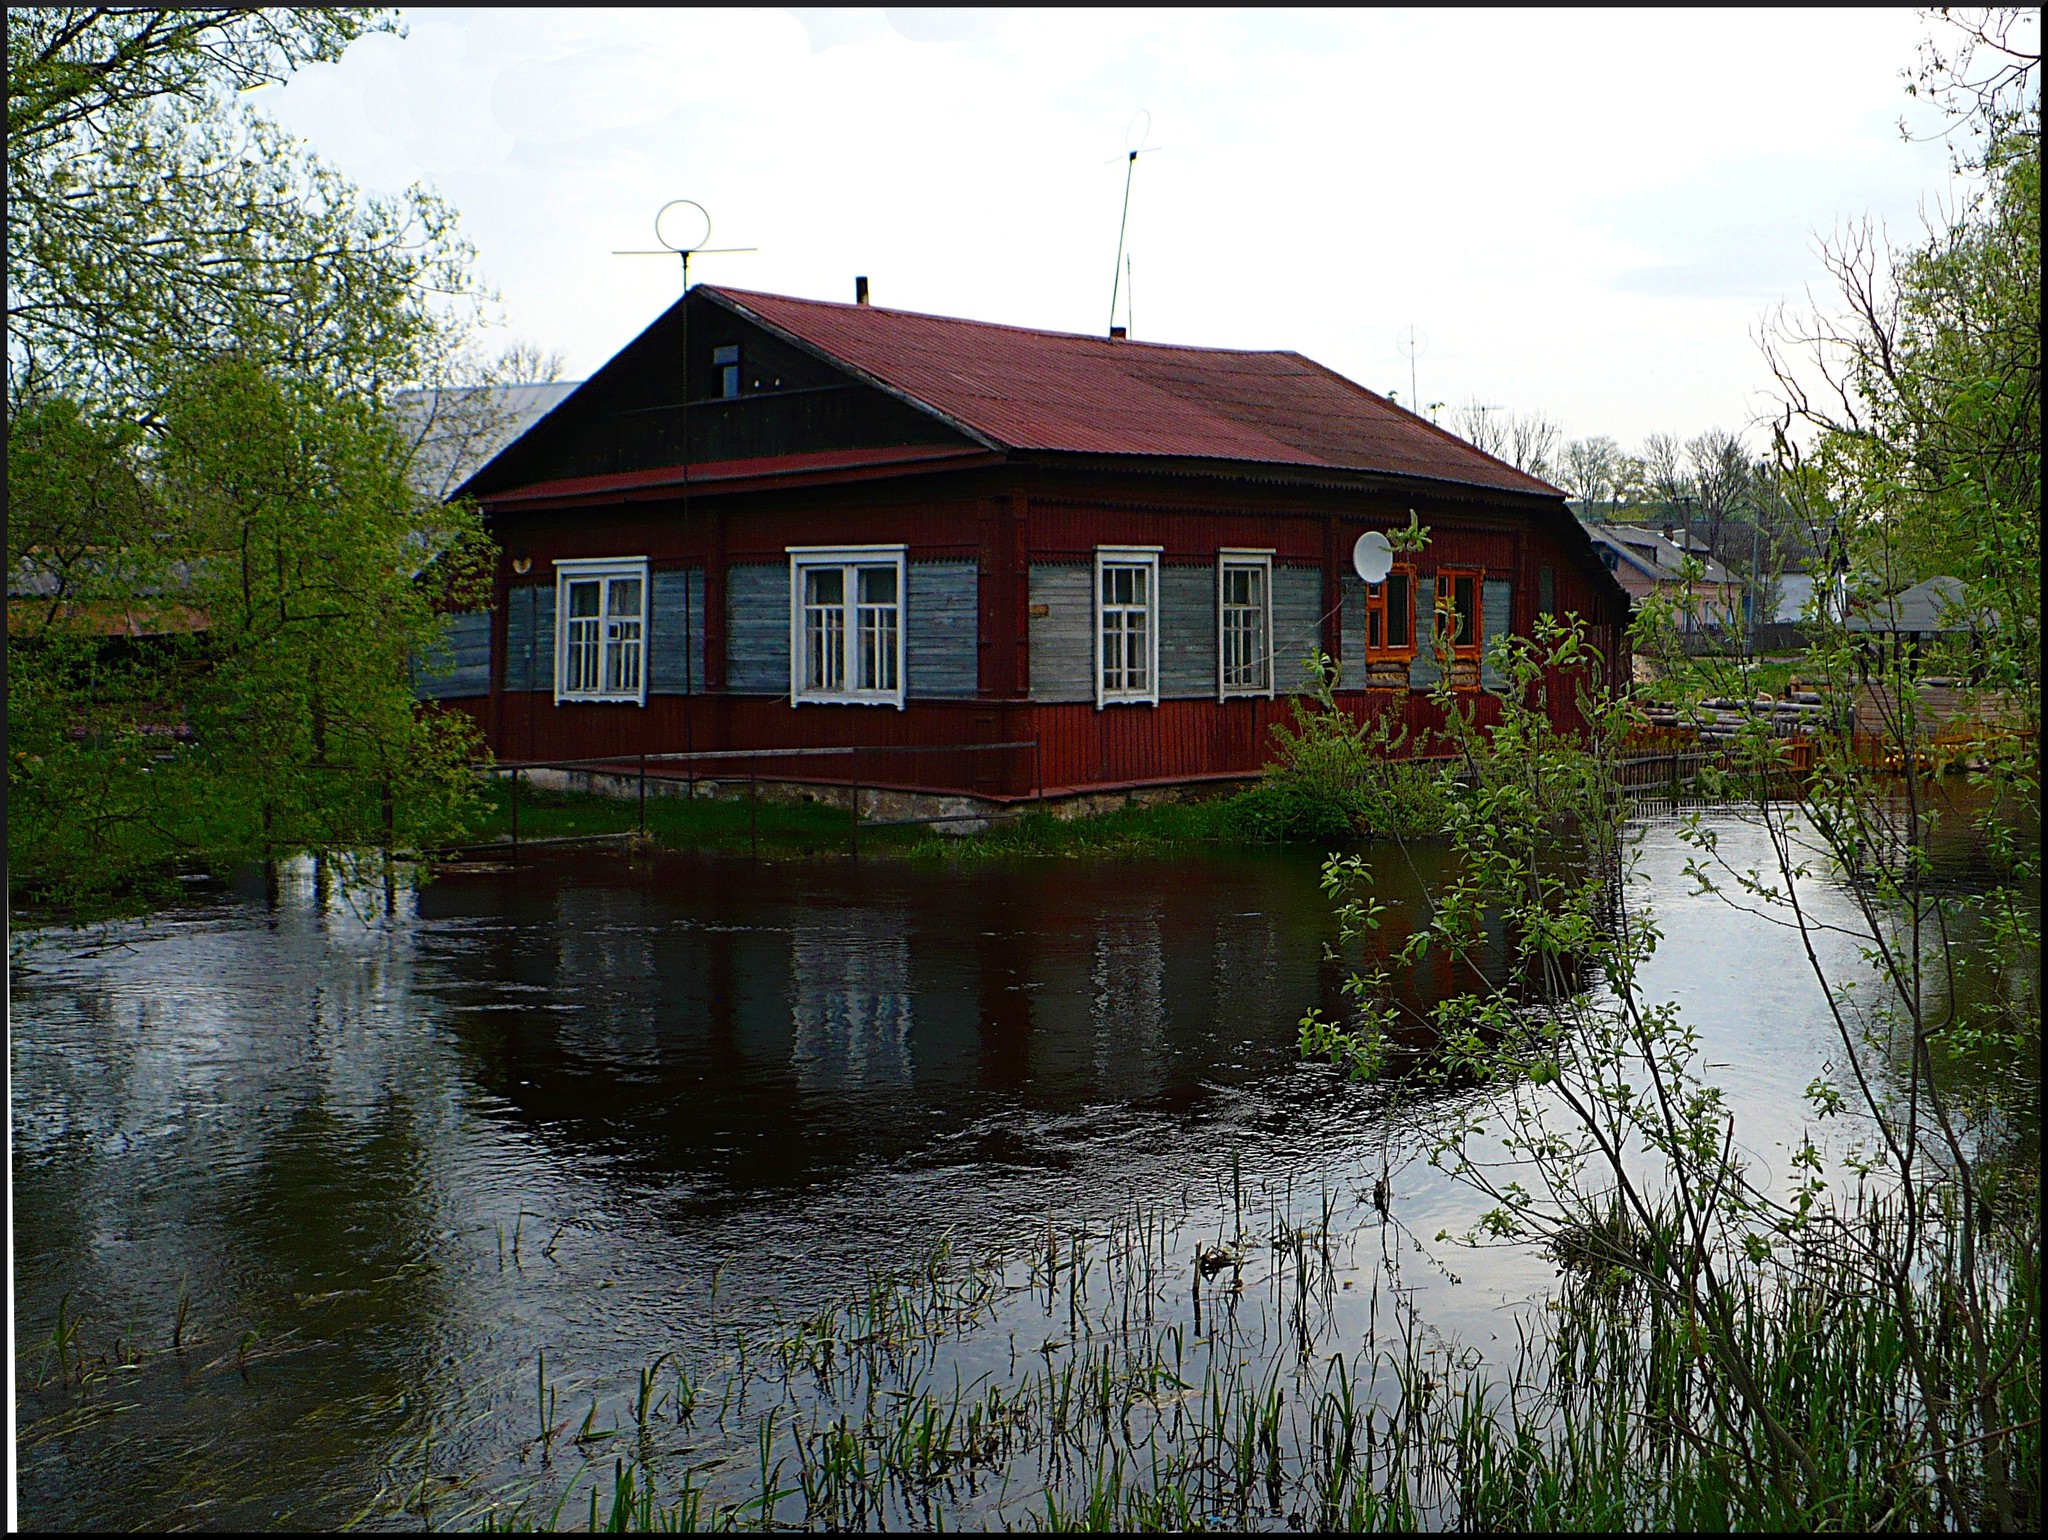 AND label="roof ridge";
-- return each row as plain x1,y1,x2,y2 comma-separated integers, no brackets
698,284,1296,359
